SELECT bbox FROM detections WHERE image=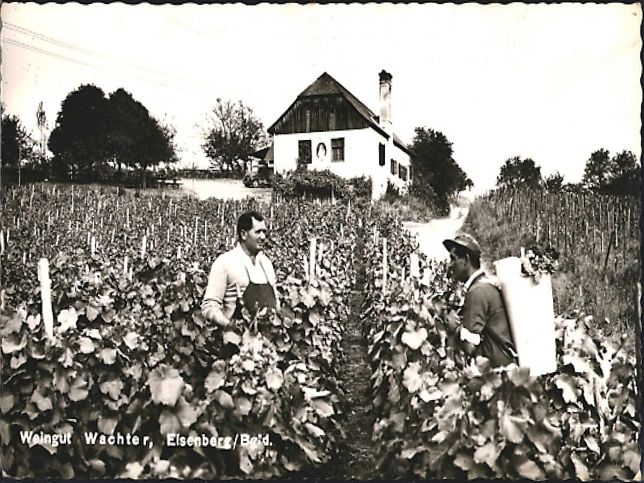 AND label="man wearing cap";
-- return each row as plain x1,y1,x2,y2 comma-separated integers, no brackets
442,233,517,367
